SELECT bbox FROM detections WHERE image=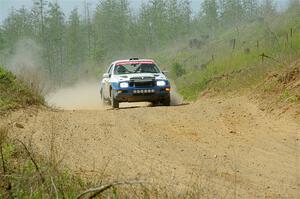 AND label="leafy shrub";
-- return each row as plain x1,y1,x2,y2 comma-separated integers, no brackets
172,62,186,78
